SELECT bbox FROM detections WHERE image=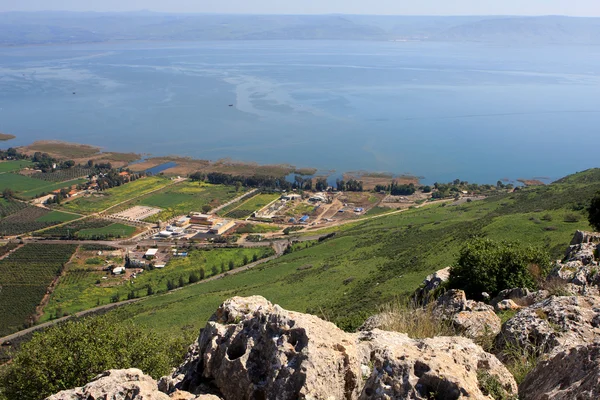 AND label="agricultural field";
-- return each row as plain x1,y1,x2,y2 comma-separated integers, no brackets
0,173,86,199
0,160,33,172
215,190,258,217
35,211,81,223
59,176,172,214
224,193,280,219
103,169,600,337
34,218,136,239
0,198,28,218
30,167,93,182
139,183,243,222
235,223,281,234
0,205,80,236
0,244,77,336
40,247,274,321
76,223,137,239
